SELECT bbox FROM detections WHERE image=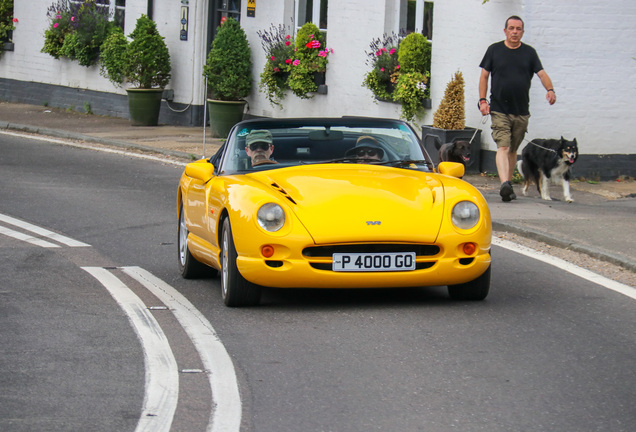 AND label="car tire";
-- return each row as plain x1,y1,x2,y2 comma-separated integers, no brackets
447,264,491,301
220,217,262,307
178,202,210,279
